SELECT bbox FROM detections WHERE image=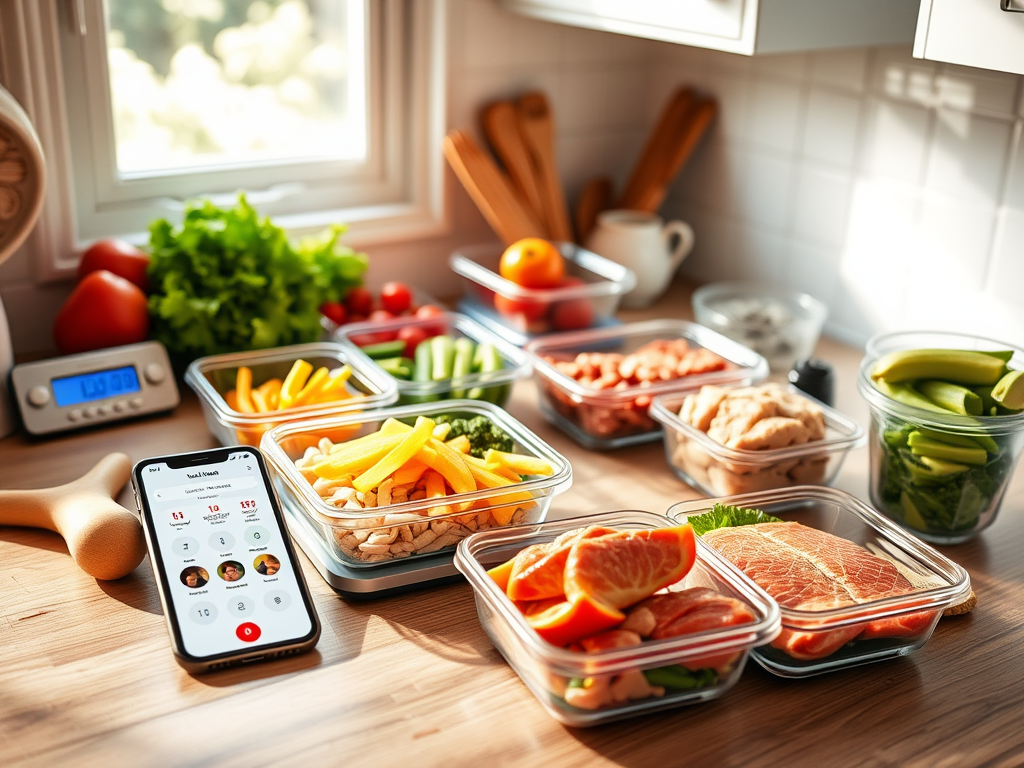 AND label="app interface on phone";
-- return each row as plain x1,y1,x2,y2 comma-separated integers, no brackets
141,452,313,658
